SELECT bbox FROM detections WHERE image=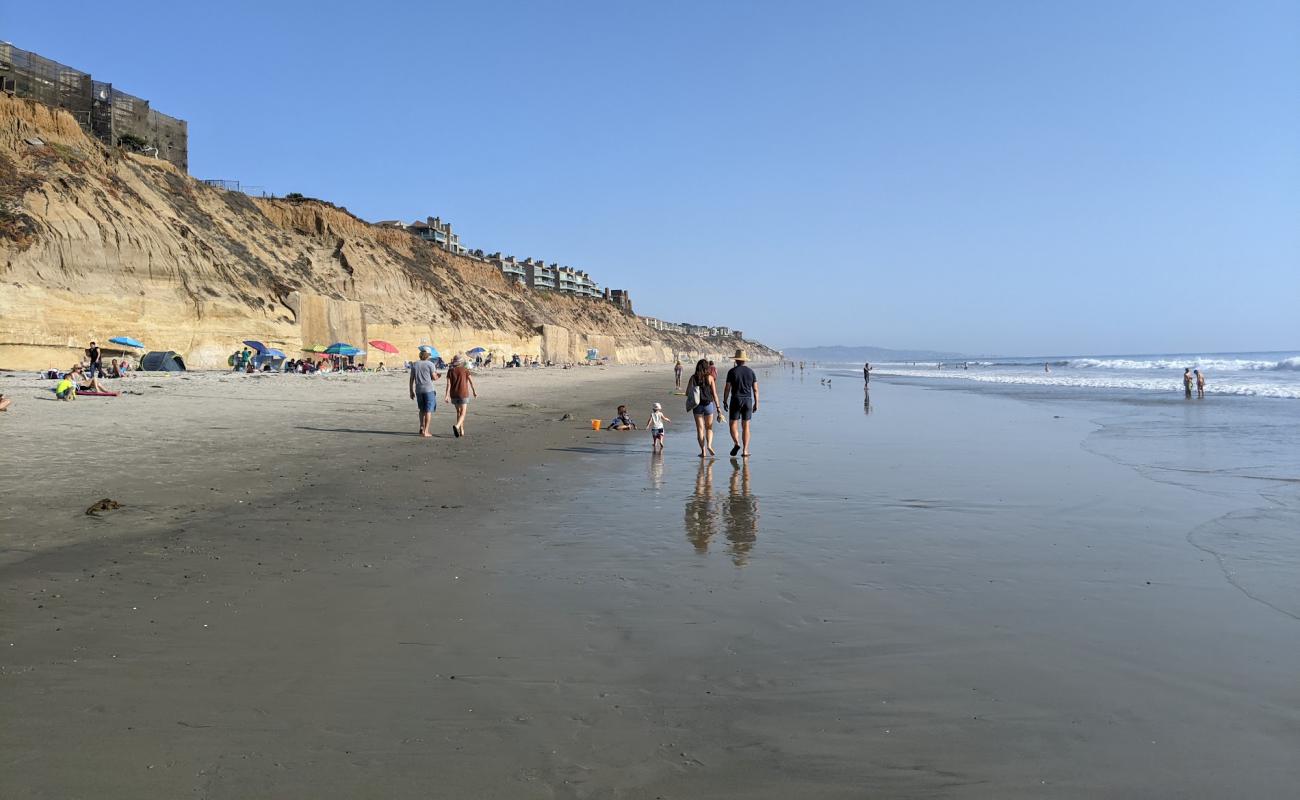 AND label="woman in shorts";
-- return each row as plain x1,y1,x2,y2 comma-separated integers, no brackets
685,359,722,458
444,354,478,438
